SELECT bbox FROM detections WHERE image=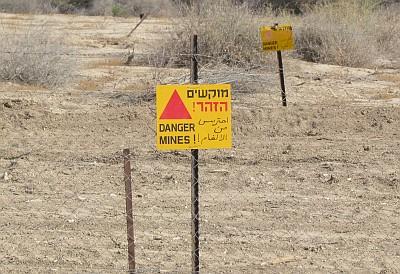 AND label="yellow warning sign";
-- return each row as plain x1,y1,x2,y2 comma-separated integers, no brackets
260,25,294,51
156,84,232,150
